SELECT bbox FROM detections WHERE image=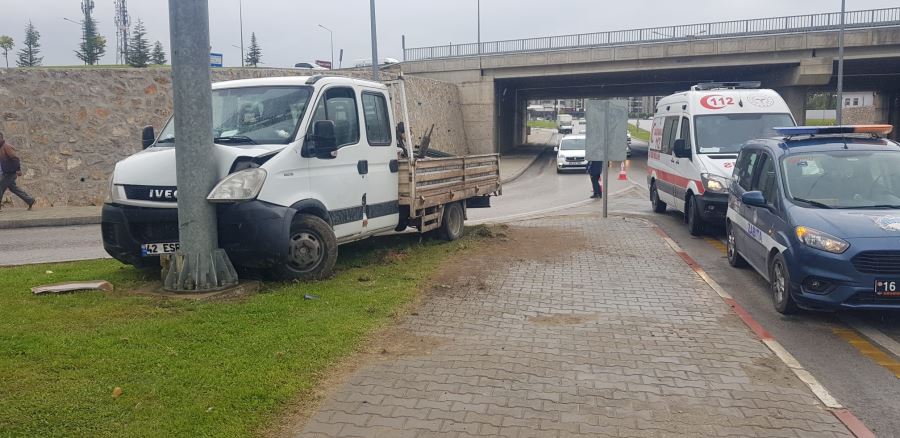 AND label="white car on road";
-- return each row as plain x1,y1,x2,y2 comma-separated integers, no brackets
555,134,587,173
